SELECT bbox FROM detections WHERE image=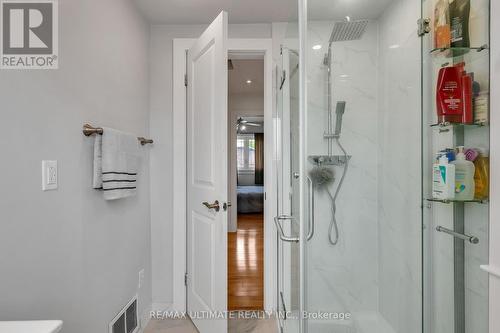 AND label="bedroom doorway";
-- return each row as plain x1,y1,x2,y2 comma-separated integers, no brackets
227,54,265,311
